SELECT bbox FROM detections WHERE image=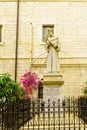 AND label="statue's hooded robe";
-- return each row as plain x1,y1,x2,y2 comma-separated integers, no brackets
45,36,60,73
